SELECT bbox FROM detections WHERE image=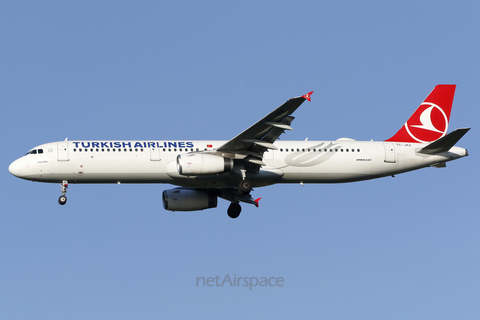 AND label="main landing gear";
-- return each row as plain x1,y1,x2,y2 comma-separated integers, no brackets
58,180,68,205
227,179,251,219
227,203,241,219
238,169,252,195
238,179,252,194
226,179,260,218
